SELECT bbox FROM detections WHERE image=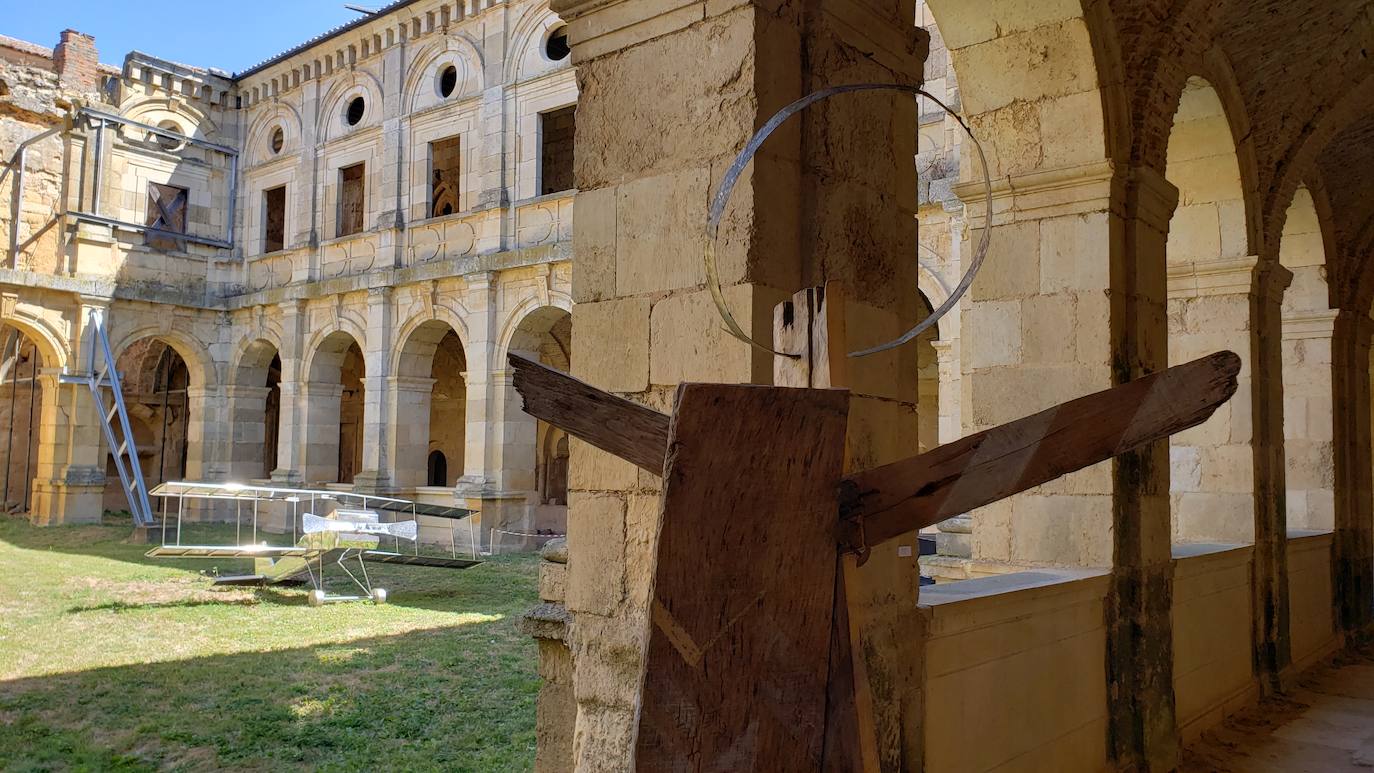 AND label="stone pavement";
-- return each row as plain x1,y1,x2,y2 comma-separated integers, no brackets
1183,645,1374,772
